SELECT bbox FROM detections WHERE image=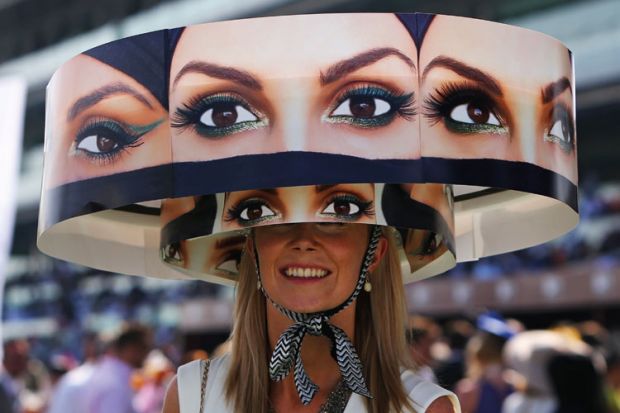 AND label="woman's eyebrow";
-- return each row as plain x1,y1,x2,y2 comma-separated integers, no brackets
542,77,572,103
320,47,416,86
422,56,502,97
67,82,152,121
172,60,262,91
